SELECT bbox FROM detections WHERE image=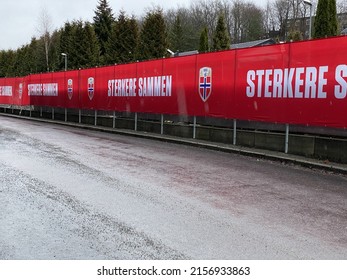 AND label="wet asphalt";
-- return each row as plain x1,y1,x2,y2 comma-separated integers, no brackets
0,116,346,259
